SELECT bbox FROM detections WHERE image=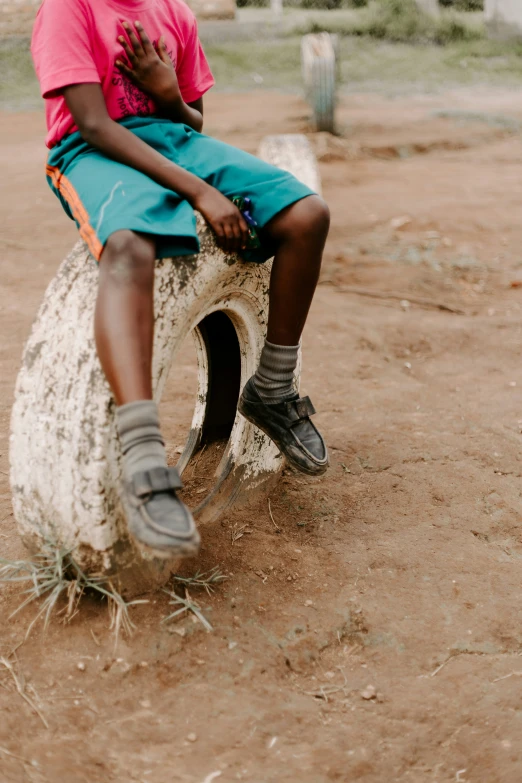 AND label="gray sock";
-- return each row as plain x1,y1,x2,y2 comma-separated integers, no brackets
253,340,299,401
116,400,167,481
